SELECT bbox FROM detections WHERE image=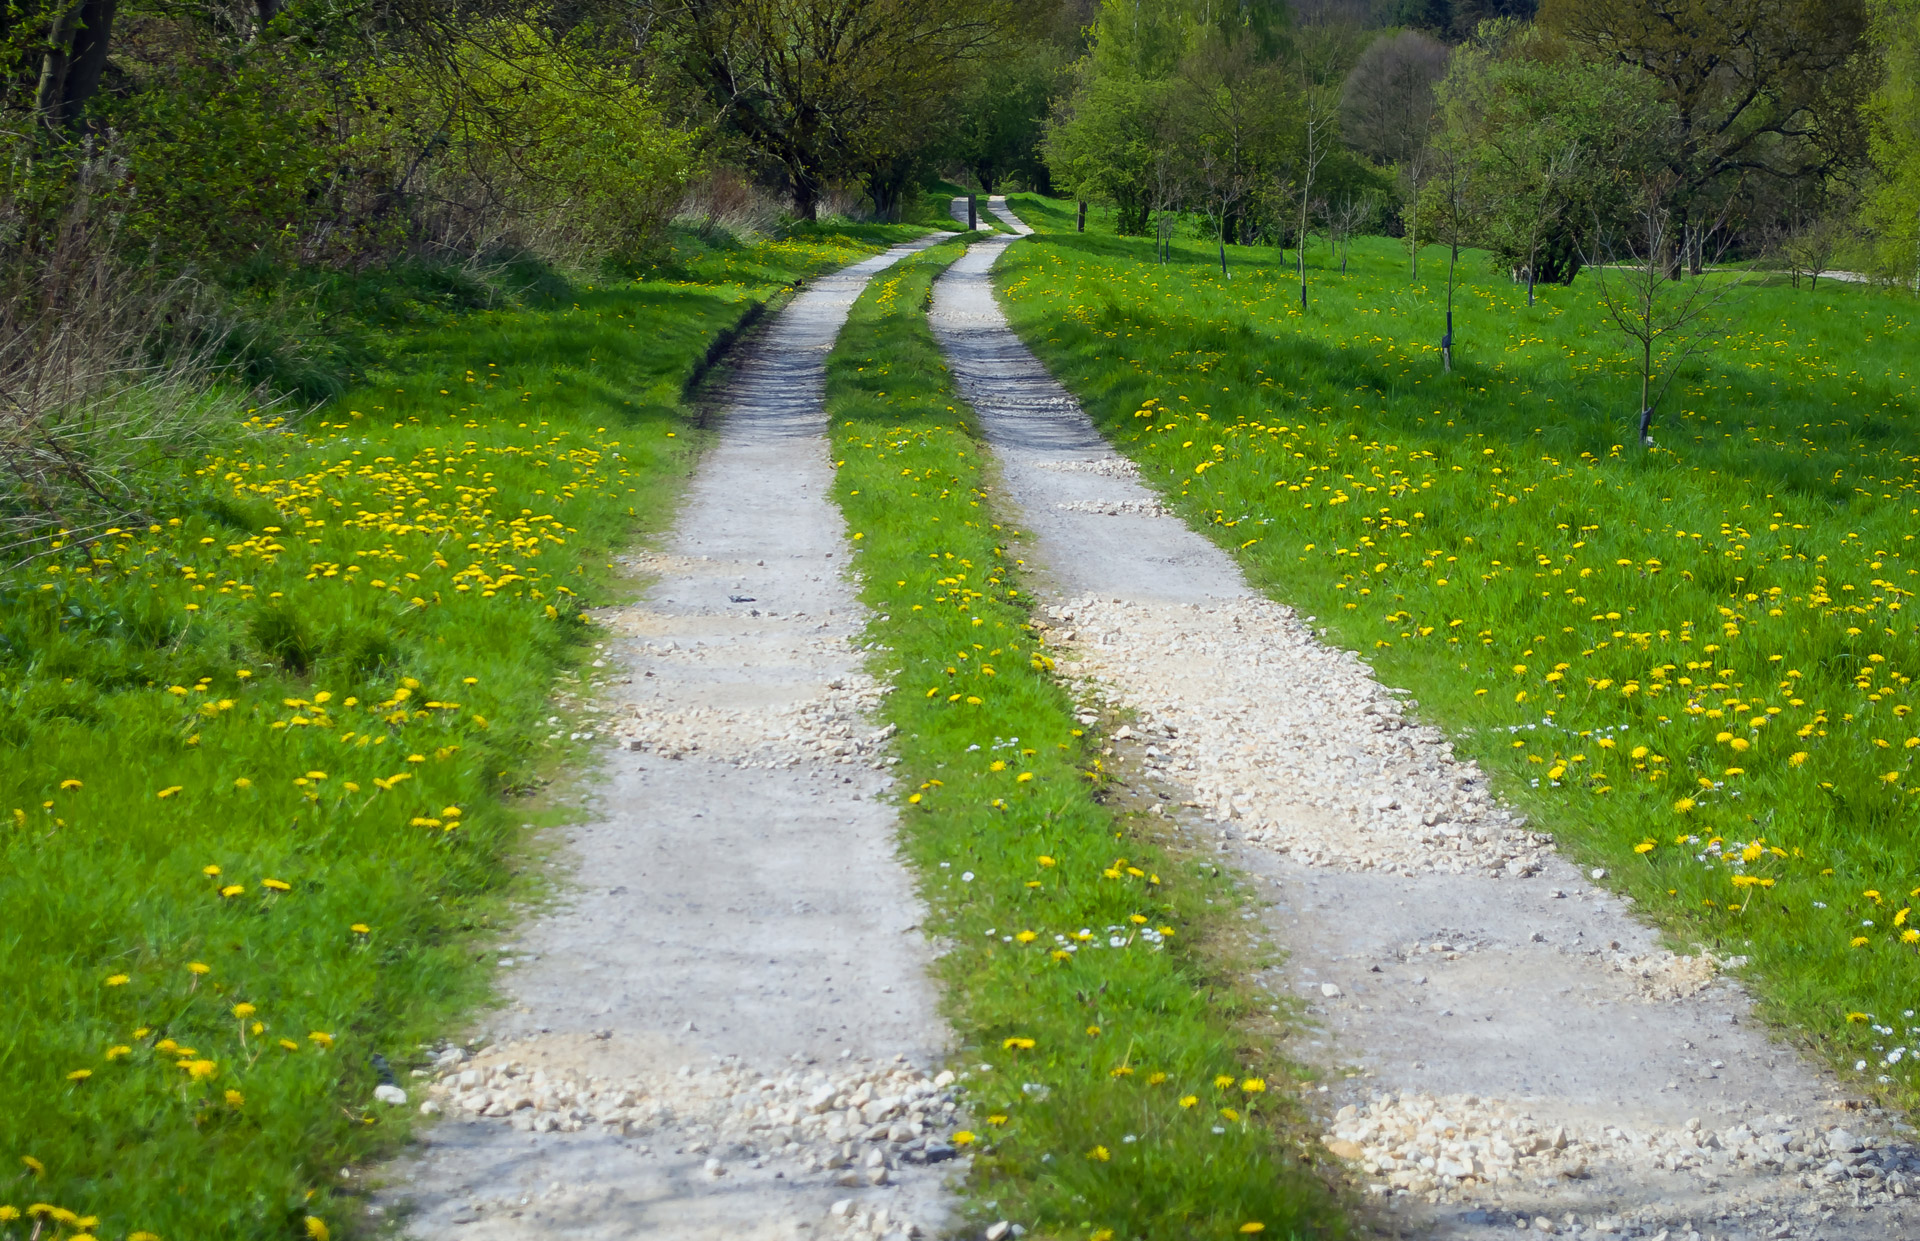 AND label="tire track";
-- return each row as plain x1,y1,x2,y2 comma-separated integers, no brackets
380,237,963,1241
927,199,1920,1241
